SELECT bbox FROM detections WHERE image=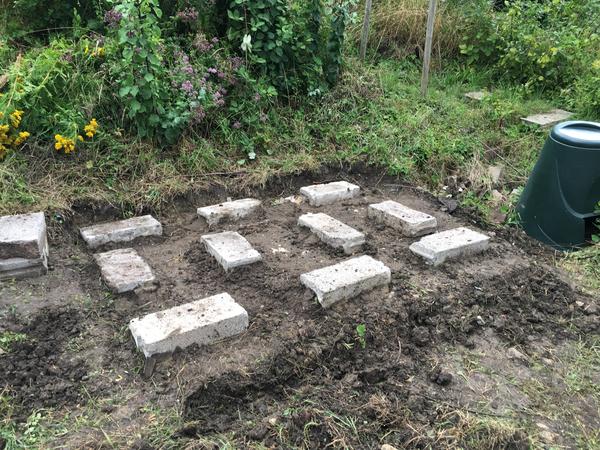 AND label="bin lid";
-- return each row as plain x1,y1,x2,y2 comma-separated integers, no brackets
551,121,600,149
